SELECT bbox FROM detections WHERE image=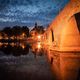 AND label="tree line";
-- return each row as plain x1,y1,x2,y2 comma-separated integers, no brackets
0,24,45,40
0,25,29,39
